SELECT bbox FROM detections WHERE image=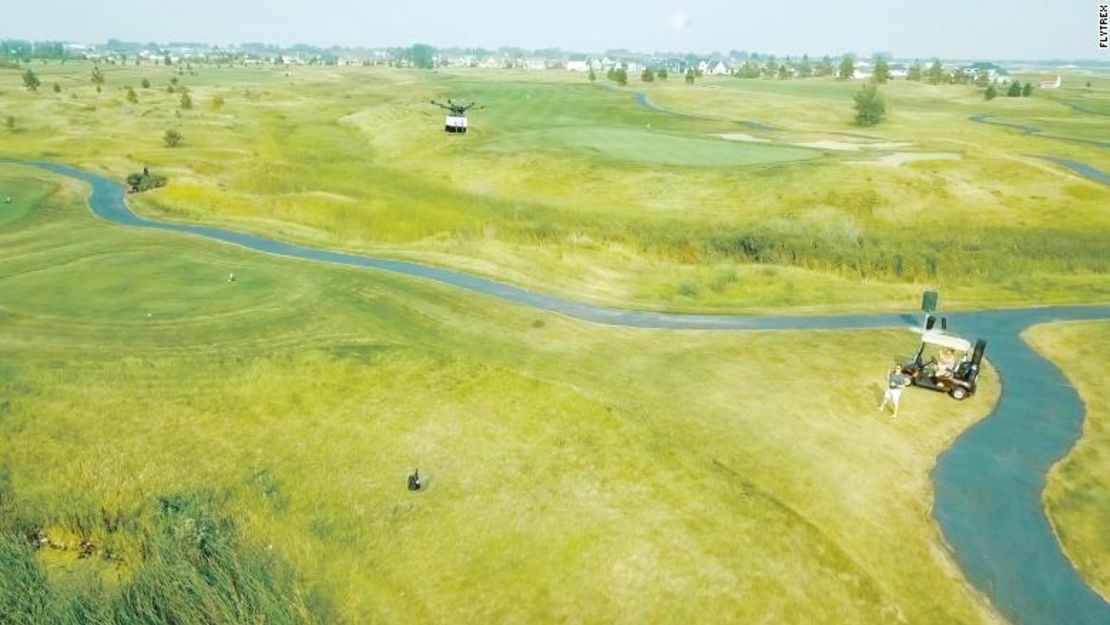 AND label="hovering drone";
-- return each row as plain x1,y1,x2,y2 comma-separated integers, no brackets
430,99,483,133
